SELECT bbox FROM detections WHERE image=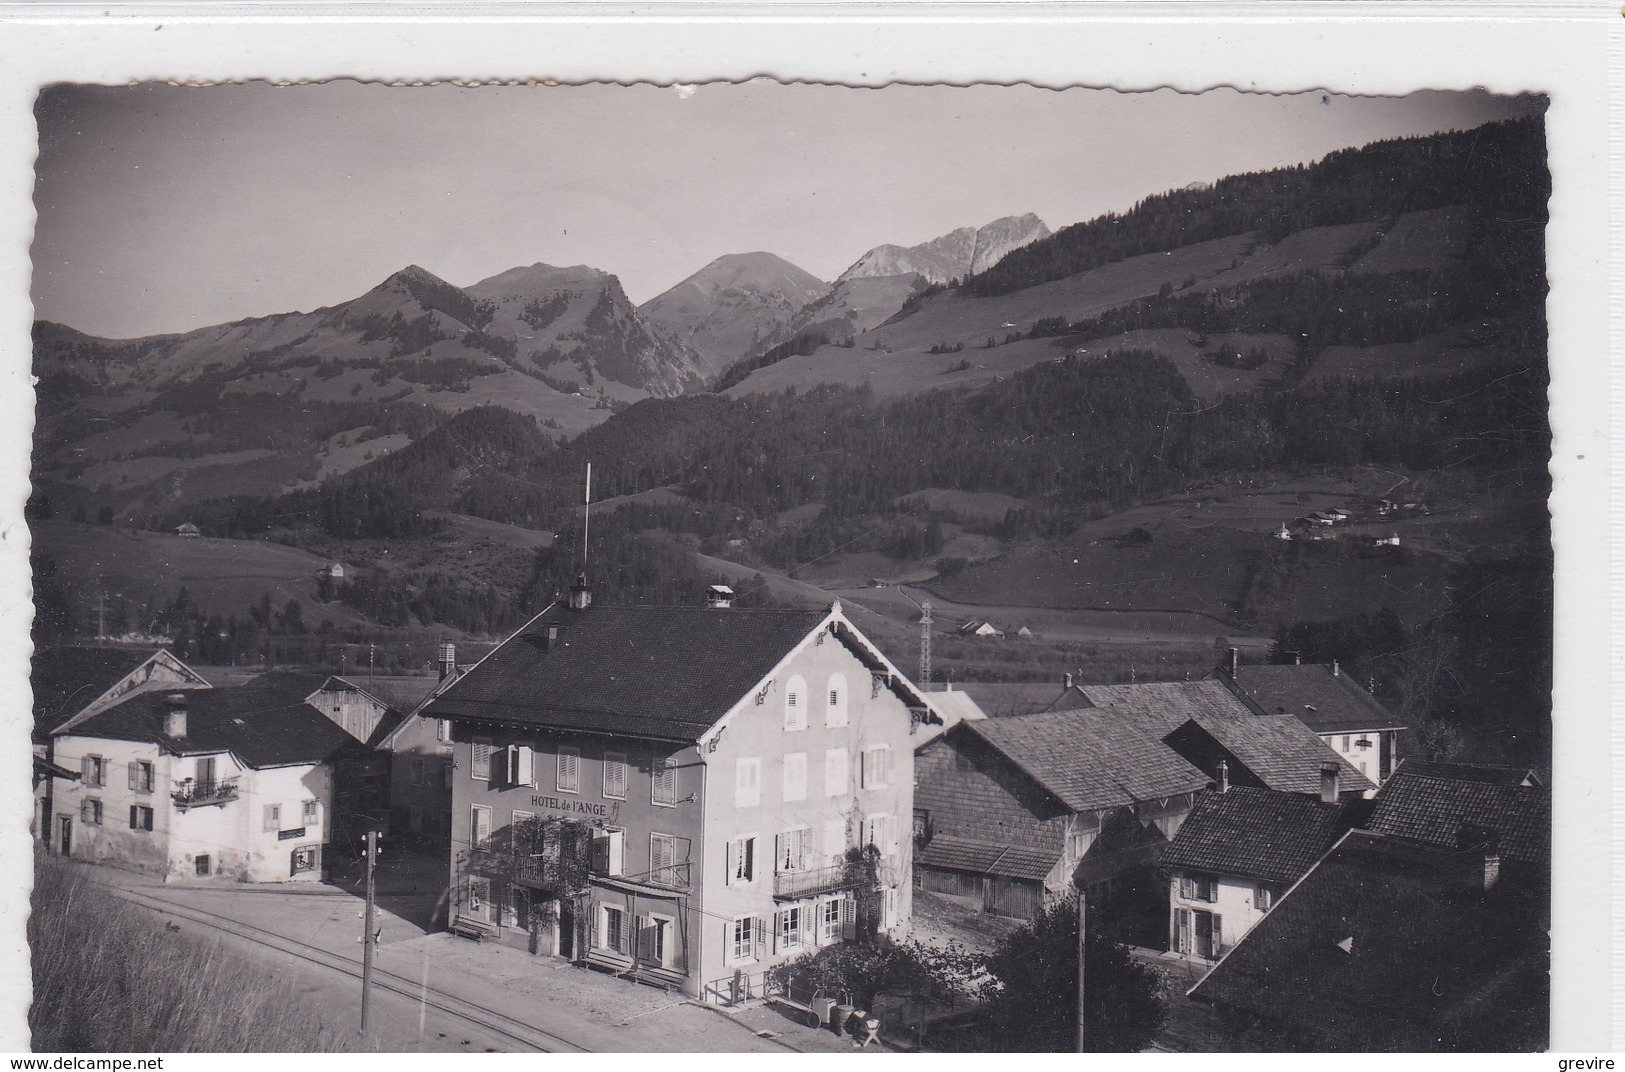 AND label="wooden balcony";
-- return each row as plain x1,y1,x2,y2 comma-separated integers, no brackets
172,778,239,810
774,863,856,900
